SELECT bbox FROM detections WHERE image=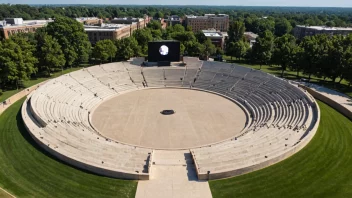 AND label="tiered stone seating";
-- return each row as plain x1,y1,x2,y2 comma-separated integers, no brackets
164,68,185,87
23,63,152,180
189,61,319,180
22,59,319,181
142,68,165,87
